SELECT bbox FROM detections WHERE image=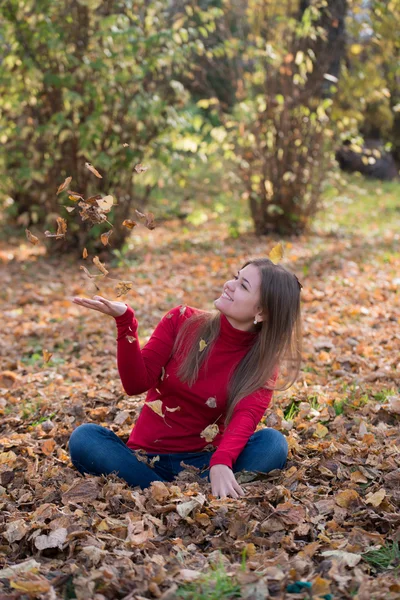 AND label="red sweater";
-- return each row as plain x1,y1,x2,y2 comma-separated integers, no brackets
114,305,274,469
